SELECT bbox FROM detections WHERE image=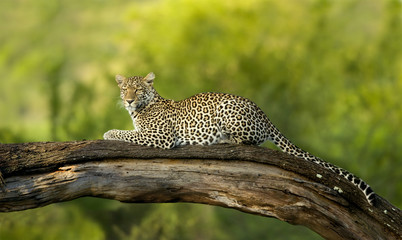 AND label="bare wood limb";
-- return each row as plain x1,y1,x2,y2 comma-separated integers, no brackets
0,140,400,240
